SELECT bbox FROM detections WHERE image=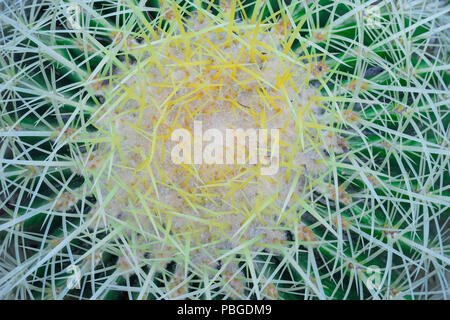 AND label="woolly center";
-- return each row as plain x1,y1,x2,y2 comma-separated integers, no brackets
89,15,327,263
